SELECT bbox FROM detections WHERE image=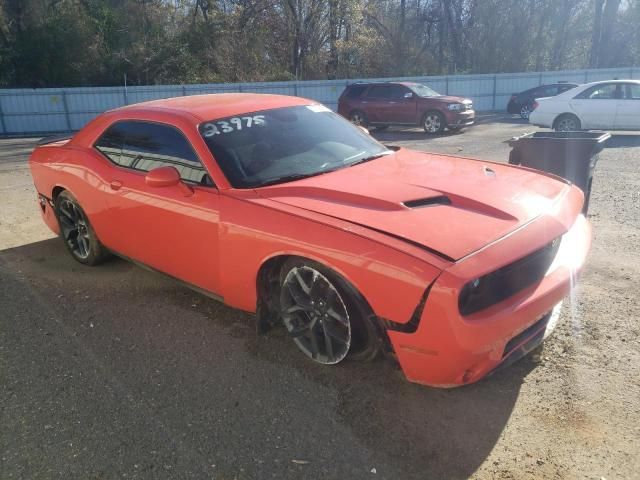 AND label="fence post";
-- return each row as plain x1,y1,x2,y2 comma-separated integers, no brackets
492,75,497,111
123,87,129,105
445,76,449,95
0,96,6,134
61,91,72,132
538,72,543,85
294,81,298,96
584,70,589,83
182,85,187,96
